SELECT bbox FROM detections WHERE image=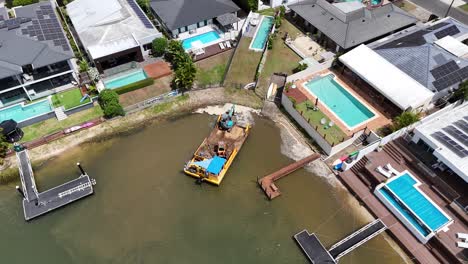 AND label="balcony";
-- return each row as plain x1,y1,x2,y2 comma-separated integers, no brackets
0,76,22,91
23,61,72,83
